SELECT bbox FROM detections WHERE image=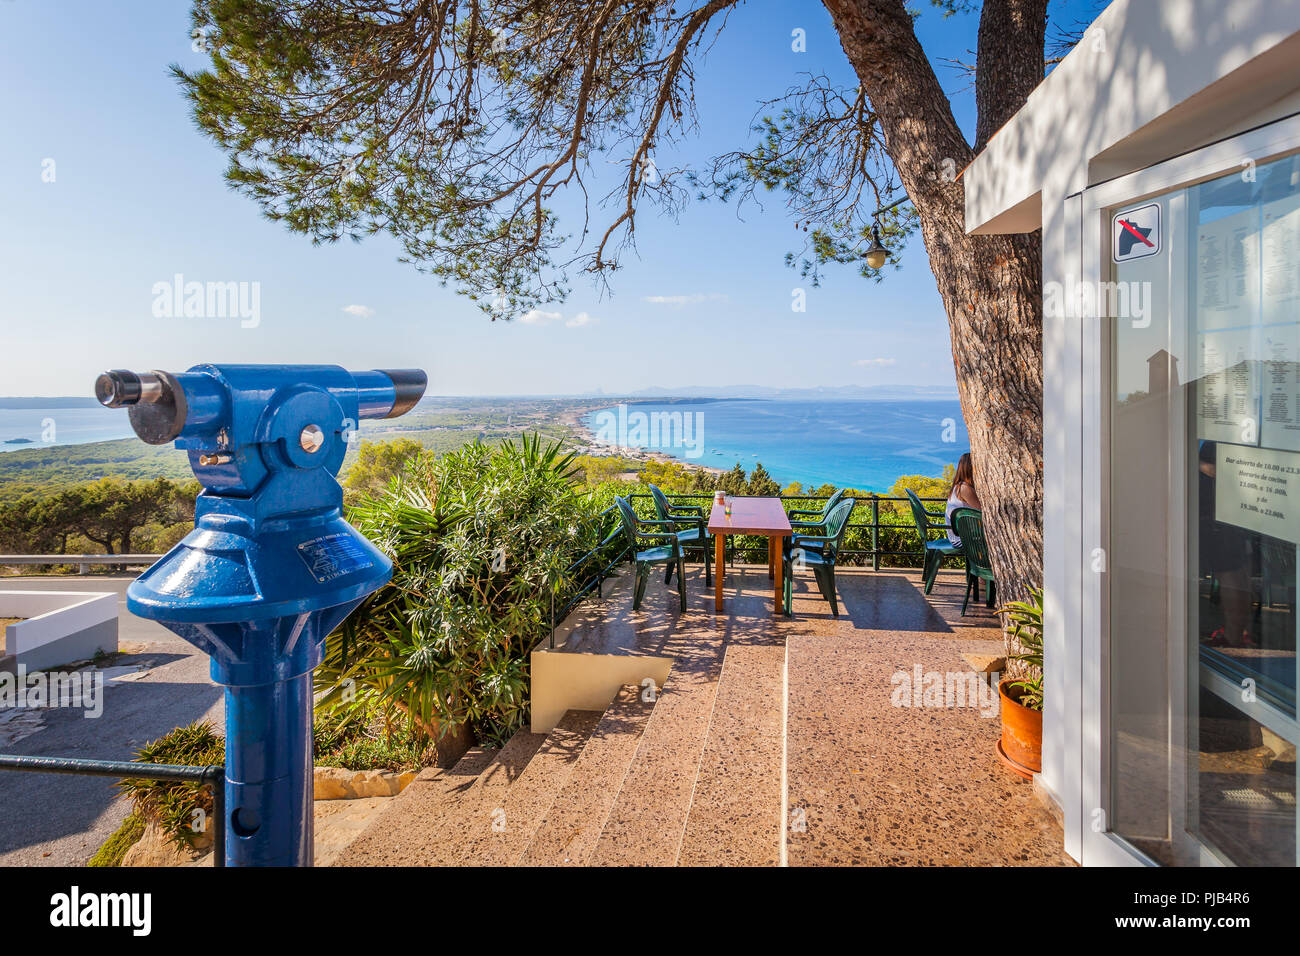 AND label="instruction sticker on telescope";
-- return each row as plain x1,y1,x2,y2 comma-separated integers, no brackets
298,533,373,582
1113,203,1161,262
